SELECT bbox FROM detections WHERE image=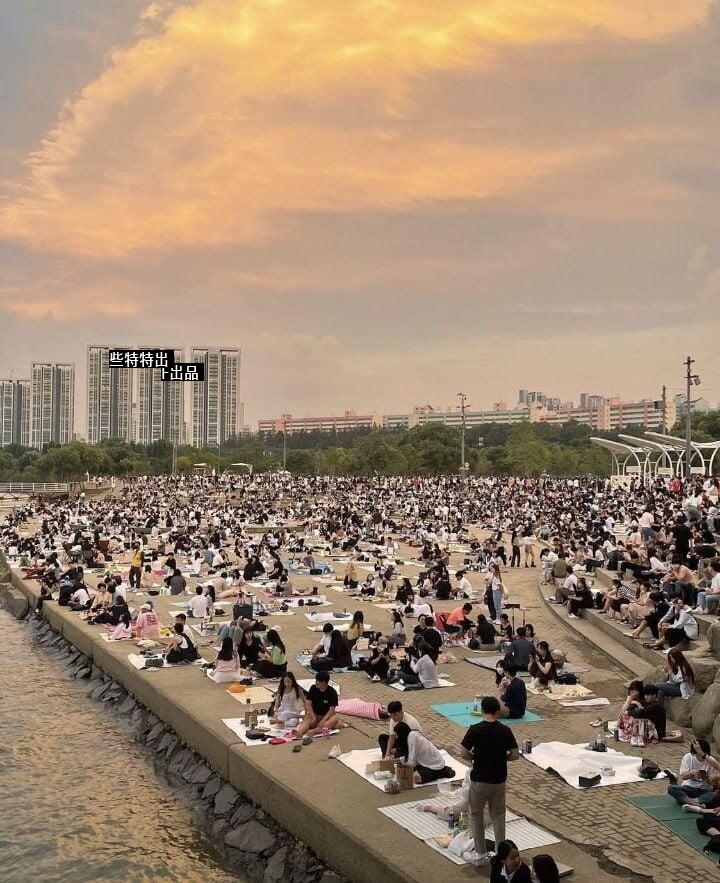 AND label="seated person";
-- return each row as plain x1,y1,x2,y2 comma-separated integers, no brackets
489,840,532,883
311,629,352,671
392,721,455,784
68,584,91,611
165,622,200,664
251,629,287,678
378,700,422,757
419,769,471,818
503,627,535,672
496,613,513,642
271,672,306,728
413,615,442,657
275,569,293,596
667,739,720,804
528,641,557,688
310,622,334,659
296,671,339,737
387,610,407,648
188,586,210,618
212,636,243,682
399,638,440,689
360,574,376,597
469,613,498,650
235,627,264,669
567,578,594,618
133,602,161,639
365,636,391,681
532,855,561,883
498,663,527,719
445,603,474,636
108,611,133,640
345,611,366,648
